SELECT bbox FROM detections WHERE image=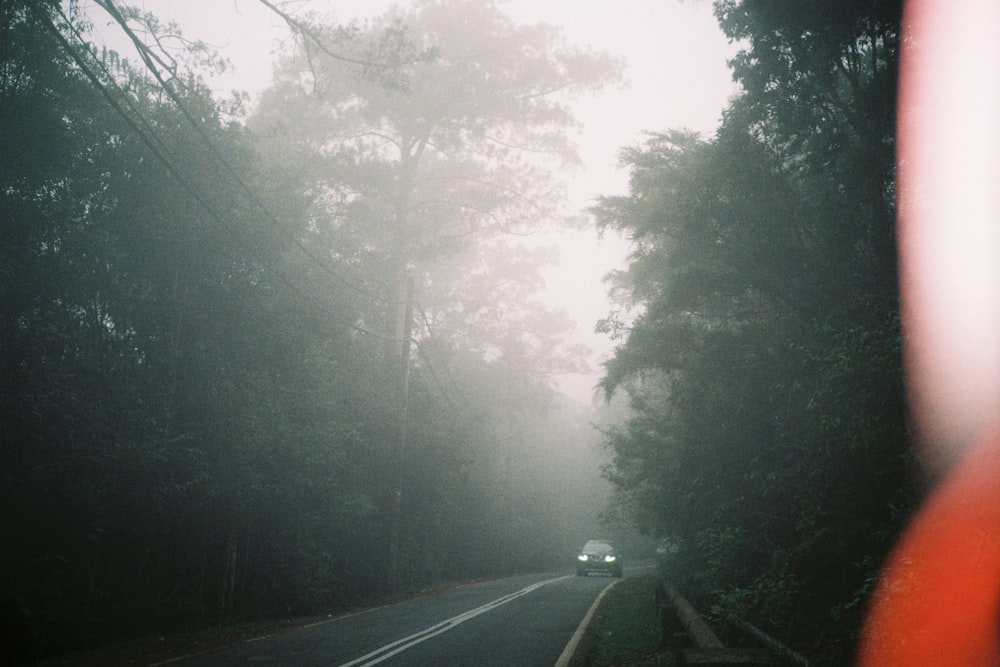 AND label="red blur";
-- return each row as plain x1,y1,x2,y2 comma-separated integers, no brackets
859,0,1000,664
